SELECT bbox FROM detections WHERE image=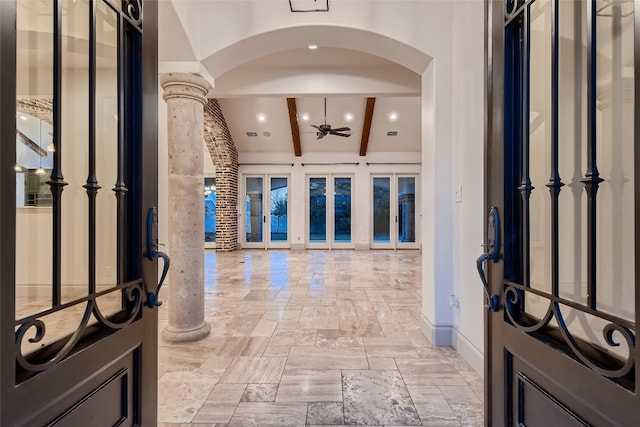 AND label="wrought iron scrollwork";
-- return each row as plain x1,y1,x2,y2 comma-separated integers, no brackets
504,283,636,381
15,280,143,373
123,0,142,29
505,0,526,21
